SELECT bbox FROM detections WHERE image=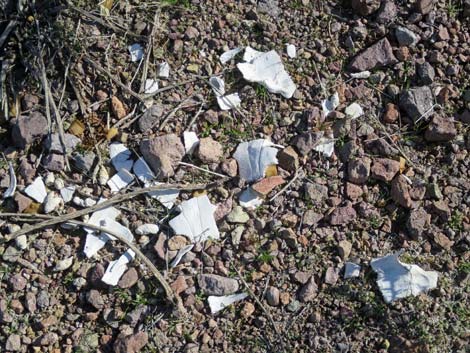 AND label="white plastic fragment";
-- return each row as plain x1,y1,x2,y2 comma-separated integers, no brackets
169,195,219,243
3,162,16,198
144,79,159,94
208,293,249,314
54,256,73,272
183,131,200,155
101,249,136,286
233,139,279,182
217,94,241,111
128,43,143,62
344,262,361,279
237,47,296,98
345,103,364,119
107,169,134,192
350,71,371,79
239,187,263,209
170,244,194,268
313,137,335,158
43,192,62,213
83,218,133,258
220,47,242,64
370,253,439,303
109,143,134,172
147,182,179,209
286,44,296,58
209,76,225,96
60,186,76,203
158,62,170,78
24,177,47,203
133,157,155,184
321,92,339,117
135,223,160,235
